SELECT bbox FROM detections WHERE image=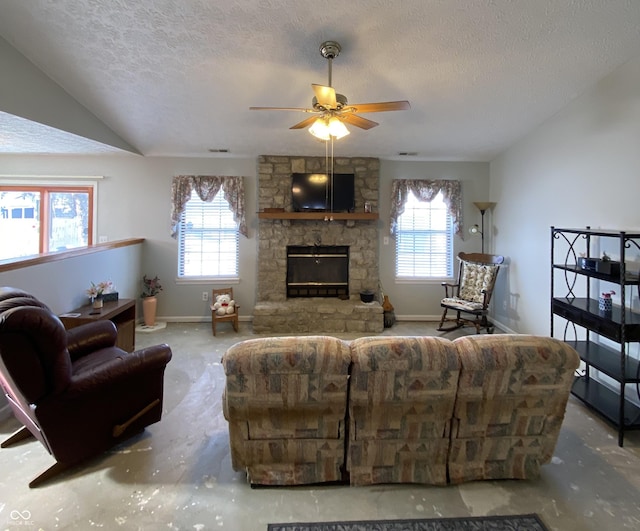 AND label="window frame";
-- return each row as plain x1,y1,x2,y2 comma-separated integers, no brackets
176,189,240,282
394,190,454,283
0,176,99,259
